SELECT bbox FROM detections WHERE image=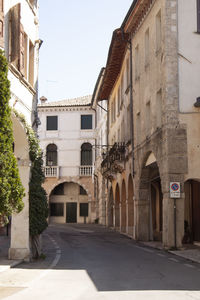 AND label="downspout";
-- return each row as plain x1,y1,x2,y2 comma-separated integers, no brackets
129,33,135,176
121,28,135,176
